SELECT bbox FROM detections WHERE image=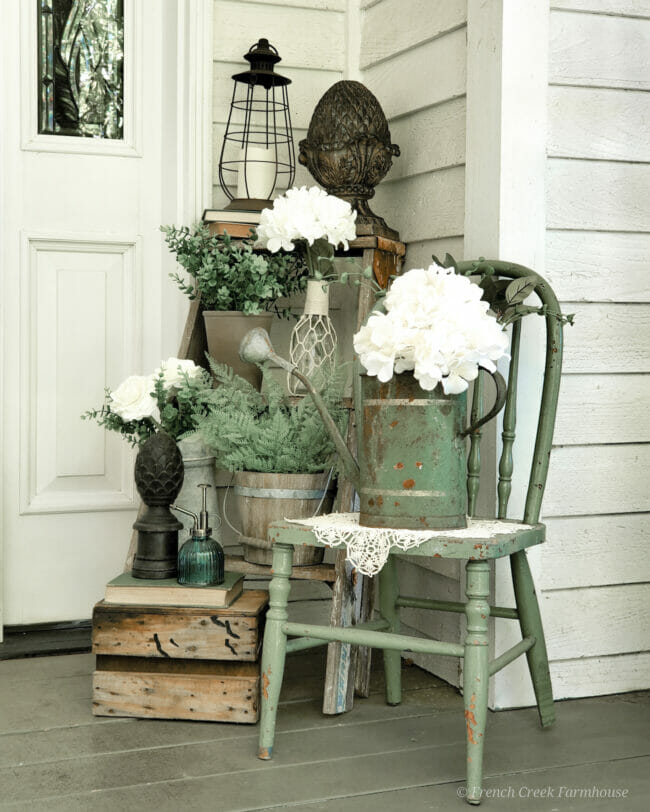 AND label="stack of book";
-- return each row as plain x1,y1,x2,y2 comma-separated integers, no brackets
202,208,261,239
103,570,244,608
